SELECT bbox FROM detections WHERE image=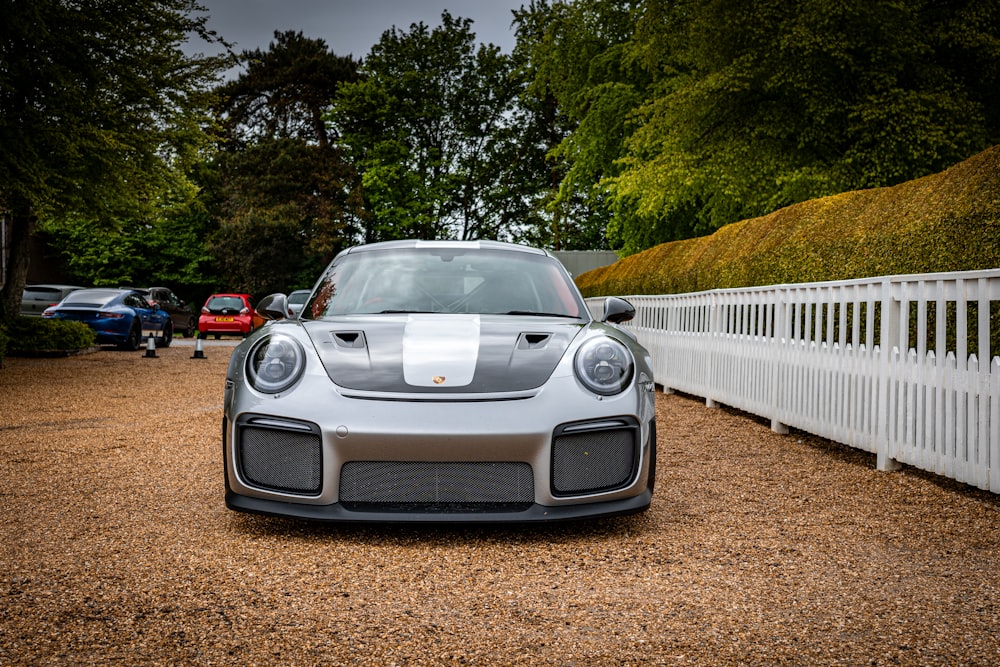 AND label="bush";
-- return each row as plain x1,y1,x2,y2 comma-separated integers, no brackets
6,317,97,355
576,145,1000,297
